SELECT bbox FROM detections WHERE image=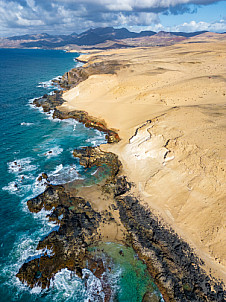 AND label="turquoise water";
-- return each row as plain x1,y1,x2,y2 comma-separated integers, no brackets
0,49,163,302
